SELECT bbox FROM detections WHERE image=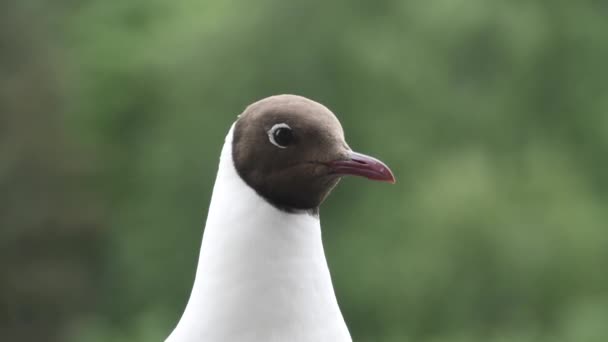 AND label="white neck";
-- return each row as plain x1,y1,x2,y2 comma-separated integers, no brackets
166,125,351,342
